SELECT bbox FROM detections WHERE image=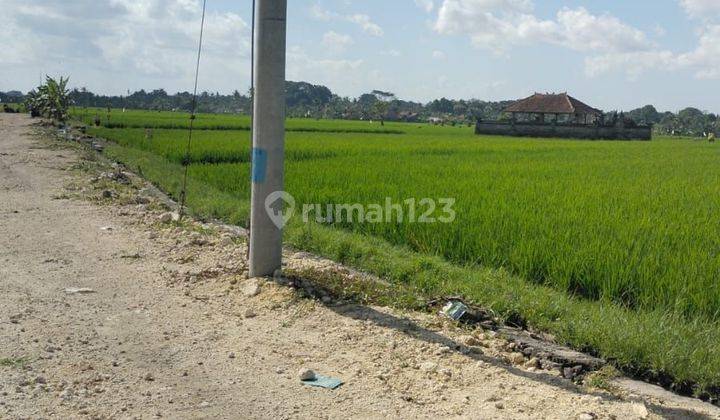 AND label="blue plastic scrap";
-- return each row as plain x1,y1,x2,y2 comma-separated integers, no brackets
301,374,343,390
